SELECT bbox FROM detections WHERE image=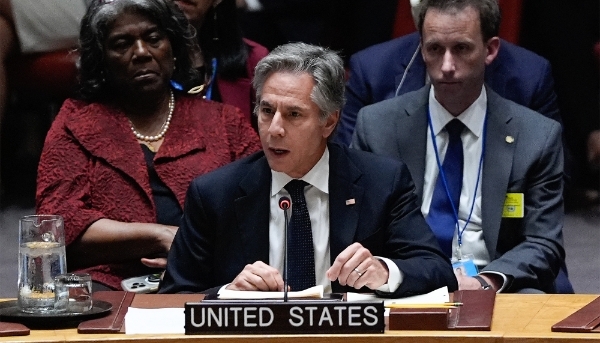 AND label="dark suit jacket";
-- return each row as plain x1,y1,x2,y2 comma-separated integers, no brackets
335,32,561,146
352,86,565,293
160,143,458,297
